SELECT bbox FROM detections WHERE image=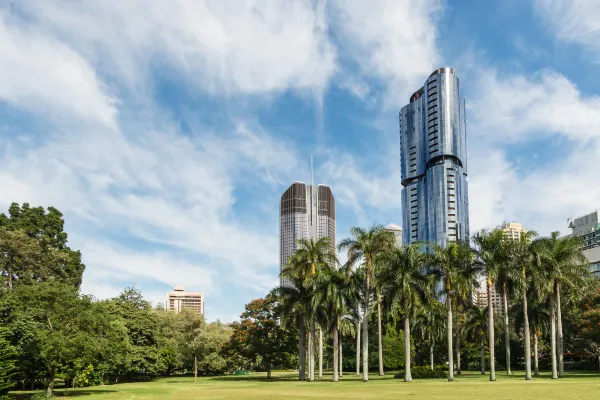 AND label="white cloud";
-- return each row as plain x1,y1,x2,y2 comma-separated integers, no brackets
466,67,600,234
535,0,600,60
0,15,116,128
13,0,337,95
470,69,600,142
330,0,442,107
